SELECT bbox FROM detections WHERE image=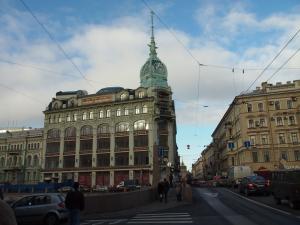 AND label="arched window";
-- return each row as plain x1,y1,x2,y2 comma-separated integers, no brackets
116,122,130,132
138,92,145,98
81,125,93,137
142,105,148,113
47,129,60,139
33,155,39,167
65,127,76,138
134,120,149,130
27,155,32,167
97,124,110,134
